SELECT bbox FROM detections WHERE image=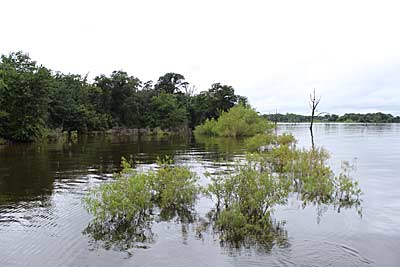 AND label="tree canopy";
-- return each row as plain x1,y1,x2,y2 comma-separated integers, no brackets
0,51,245,142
